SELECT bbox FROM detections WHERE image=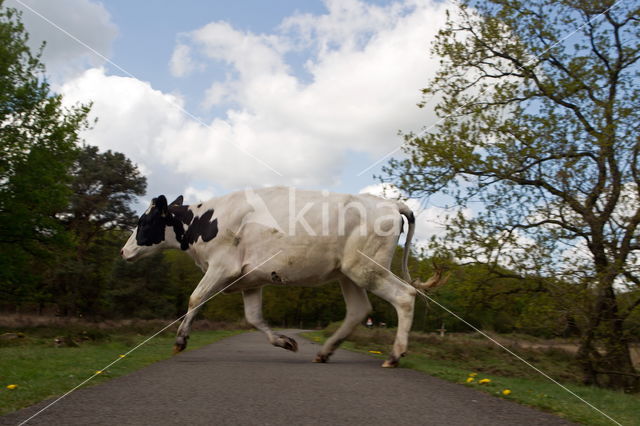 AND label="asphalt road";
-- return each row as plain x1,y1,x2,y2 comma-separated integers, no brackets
3,330,576,425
